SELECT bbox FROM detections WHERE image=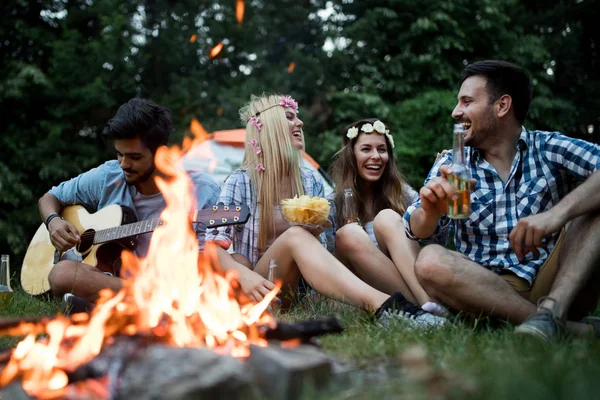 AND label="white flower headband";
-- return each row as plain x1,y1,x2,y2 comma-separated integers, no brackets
346,120,394,148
